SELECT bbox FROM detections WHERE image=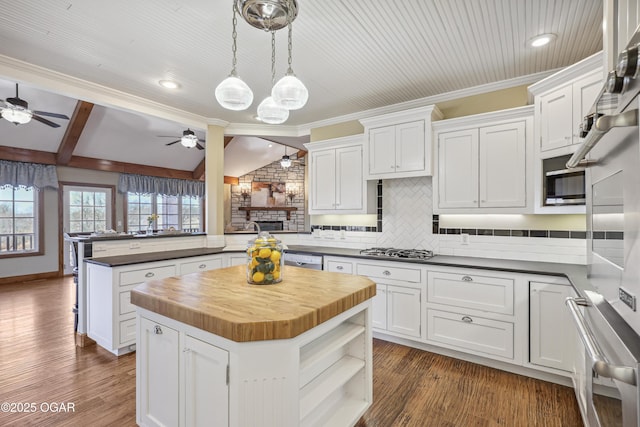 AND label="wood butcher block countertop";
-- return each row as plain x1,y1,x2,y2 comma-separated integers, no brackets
130,265,376,342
